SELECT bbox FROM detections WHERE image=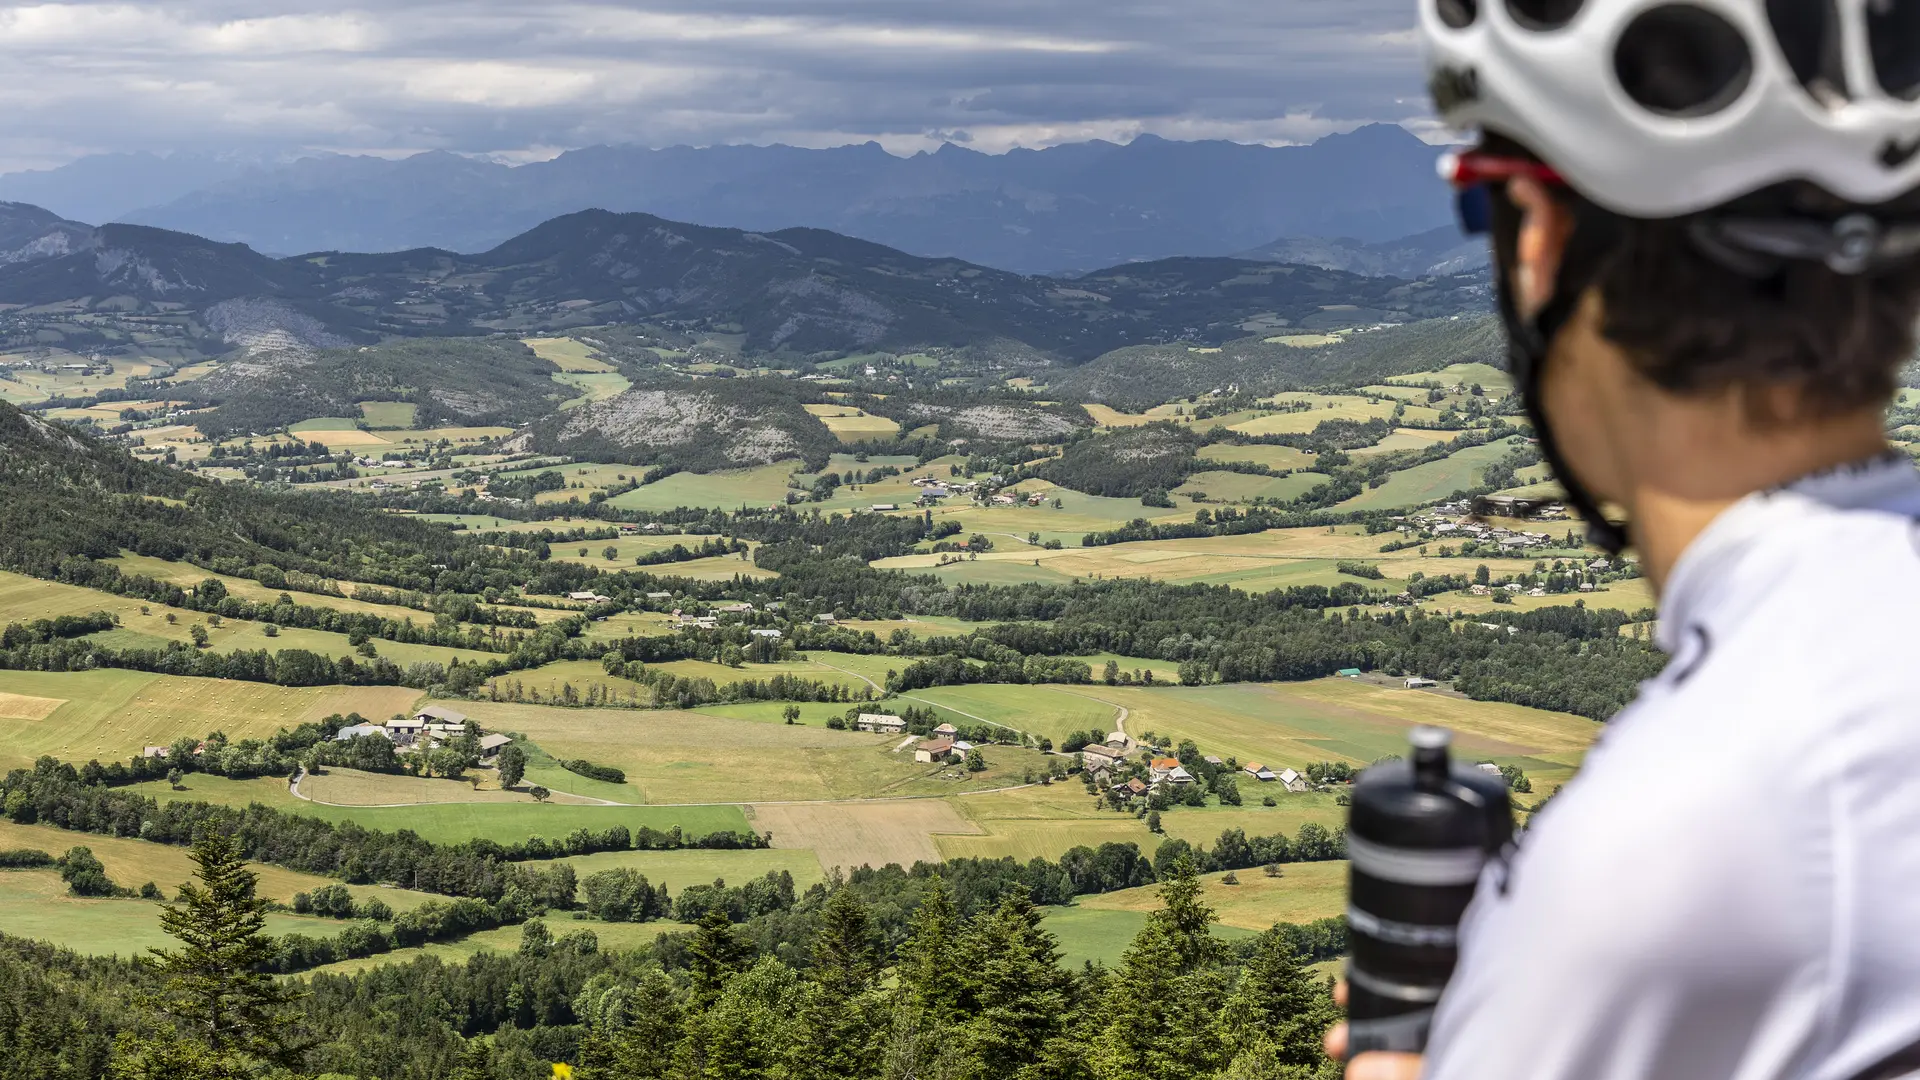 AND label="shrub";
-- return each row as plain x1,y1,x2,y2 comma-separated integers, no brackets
0,848,53,868
561,759,626,784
